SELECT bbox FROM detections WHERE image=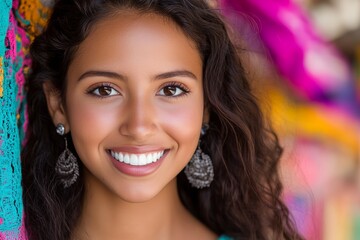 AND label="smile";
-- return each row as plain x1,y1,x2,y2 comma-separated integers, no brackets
110,150,165,166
